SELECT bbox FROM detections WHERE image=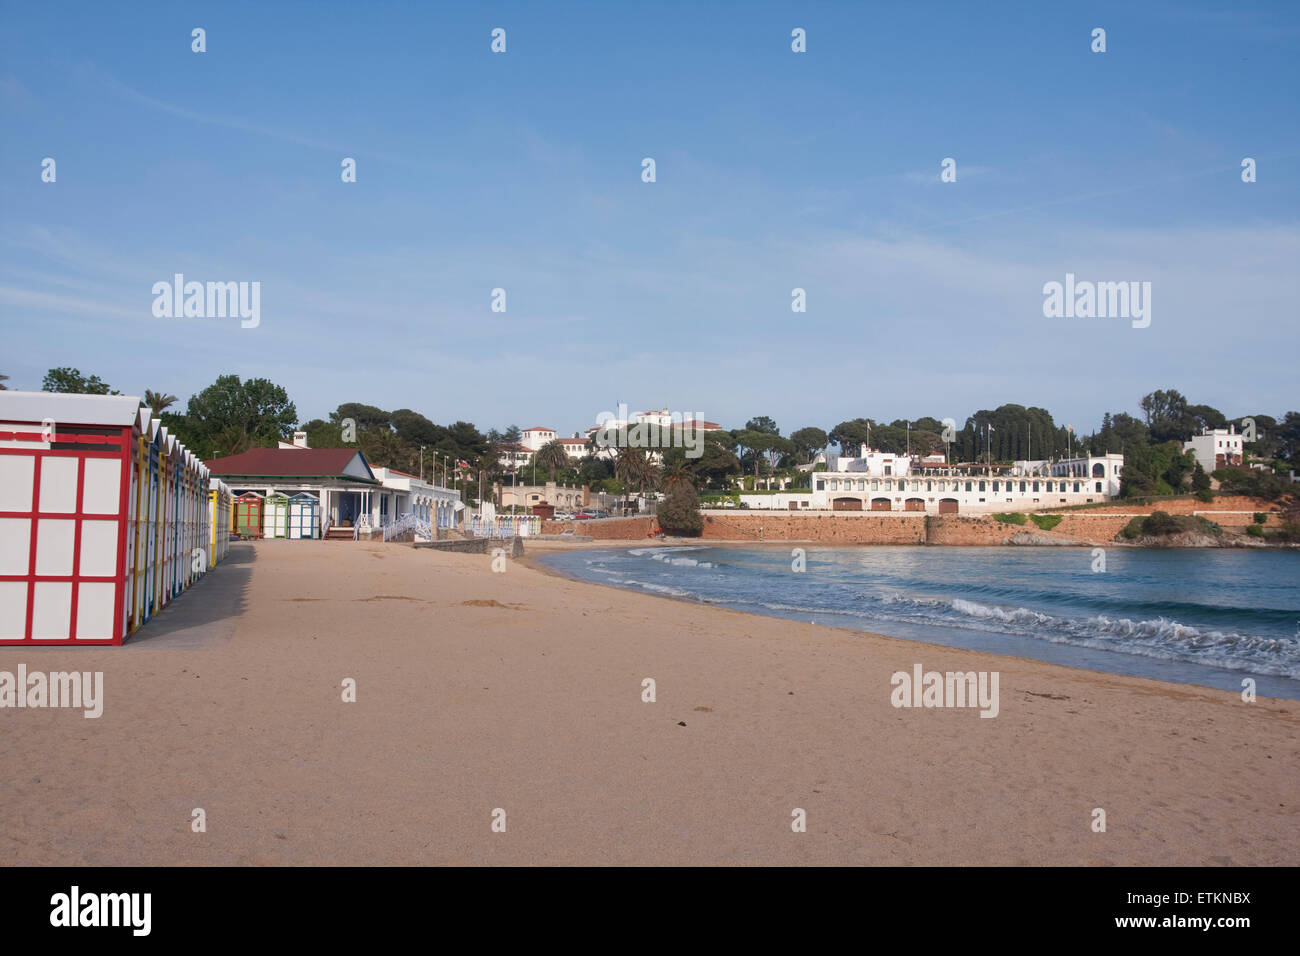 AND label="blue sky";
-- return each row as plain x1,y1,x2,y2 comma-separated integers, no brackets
2,0,1297,439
